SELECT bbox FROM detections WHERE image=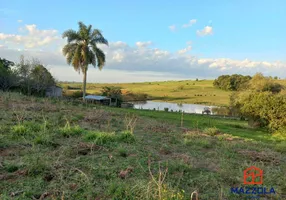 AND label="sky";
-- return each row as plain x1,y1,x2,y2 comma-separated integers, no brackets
0,0,286,82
